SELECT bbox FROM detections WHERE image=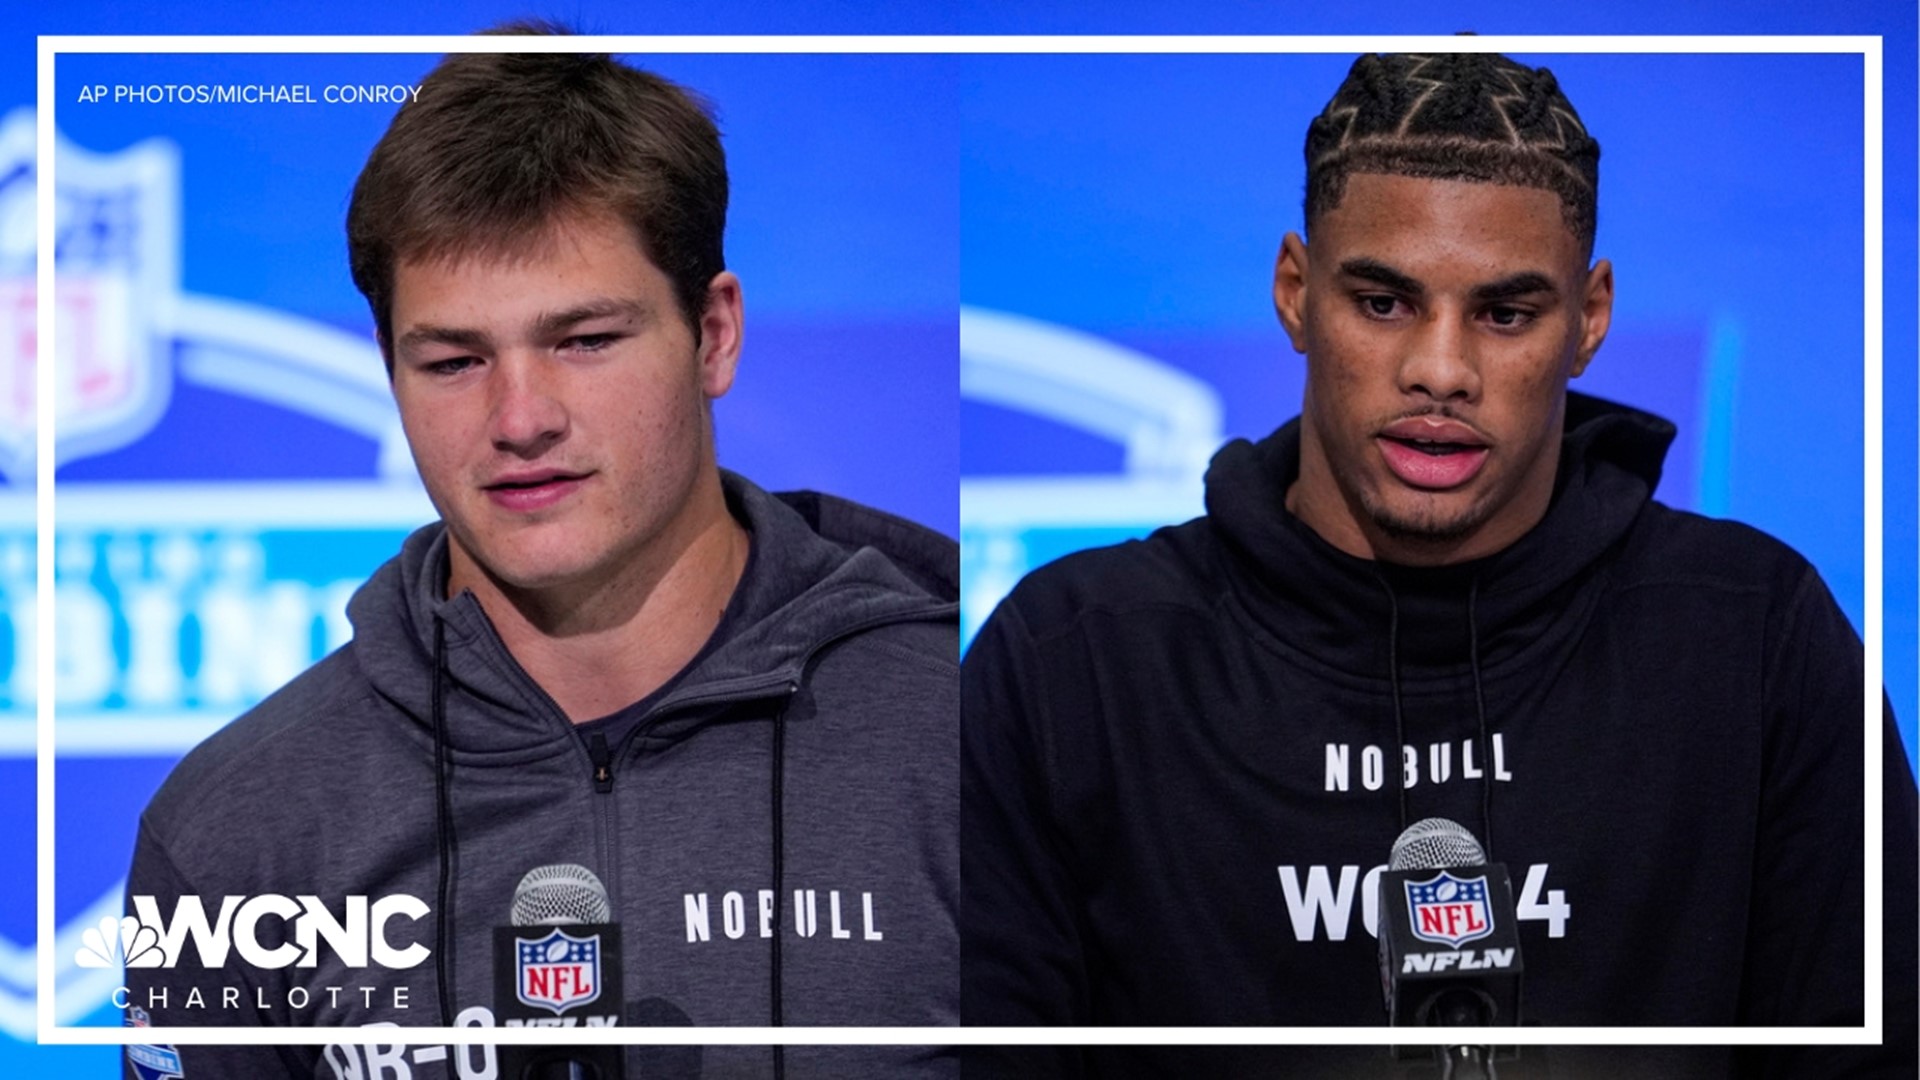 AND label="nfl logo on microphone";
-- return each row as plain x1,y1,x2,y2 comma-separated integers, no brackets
1405,870,1496,948
515,928,603,1015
